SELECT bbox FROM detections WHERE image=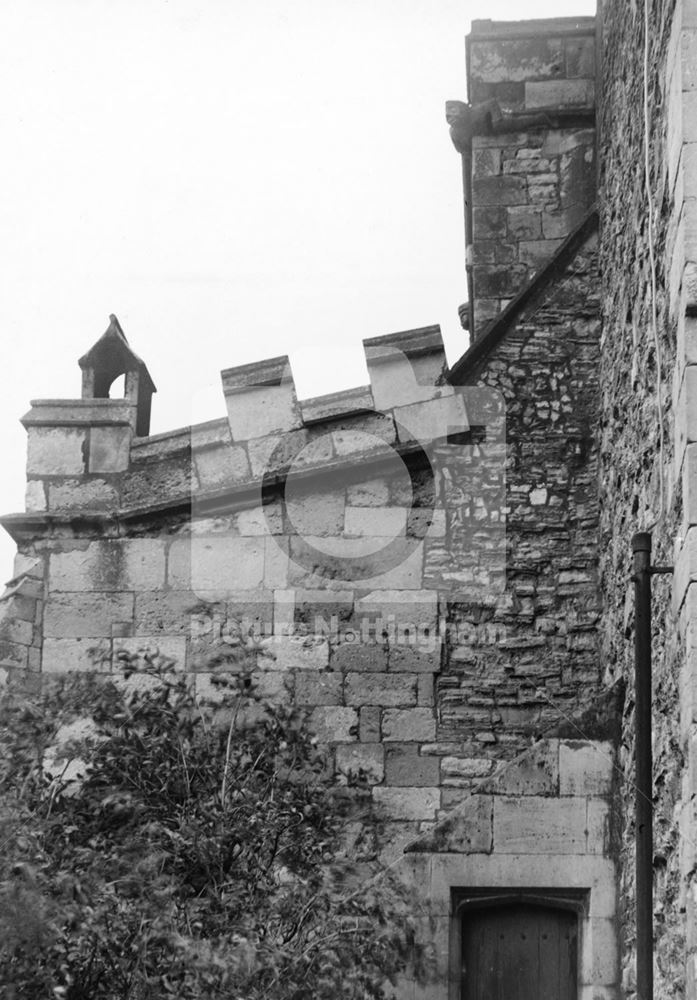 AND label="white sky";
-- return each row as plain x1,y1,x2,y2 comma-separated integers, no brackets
0,0,595,580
